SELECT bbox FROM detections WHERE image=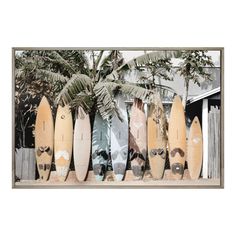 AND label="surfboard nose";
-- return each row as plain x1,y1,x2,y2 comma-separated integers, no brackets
173,95,182,104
